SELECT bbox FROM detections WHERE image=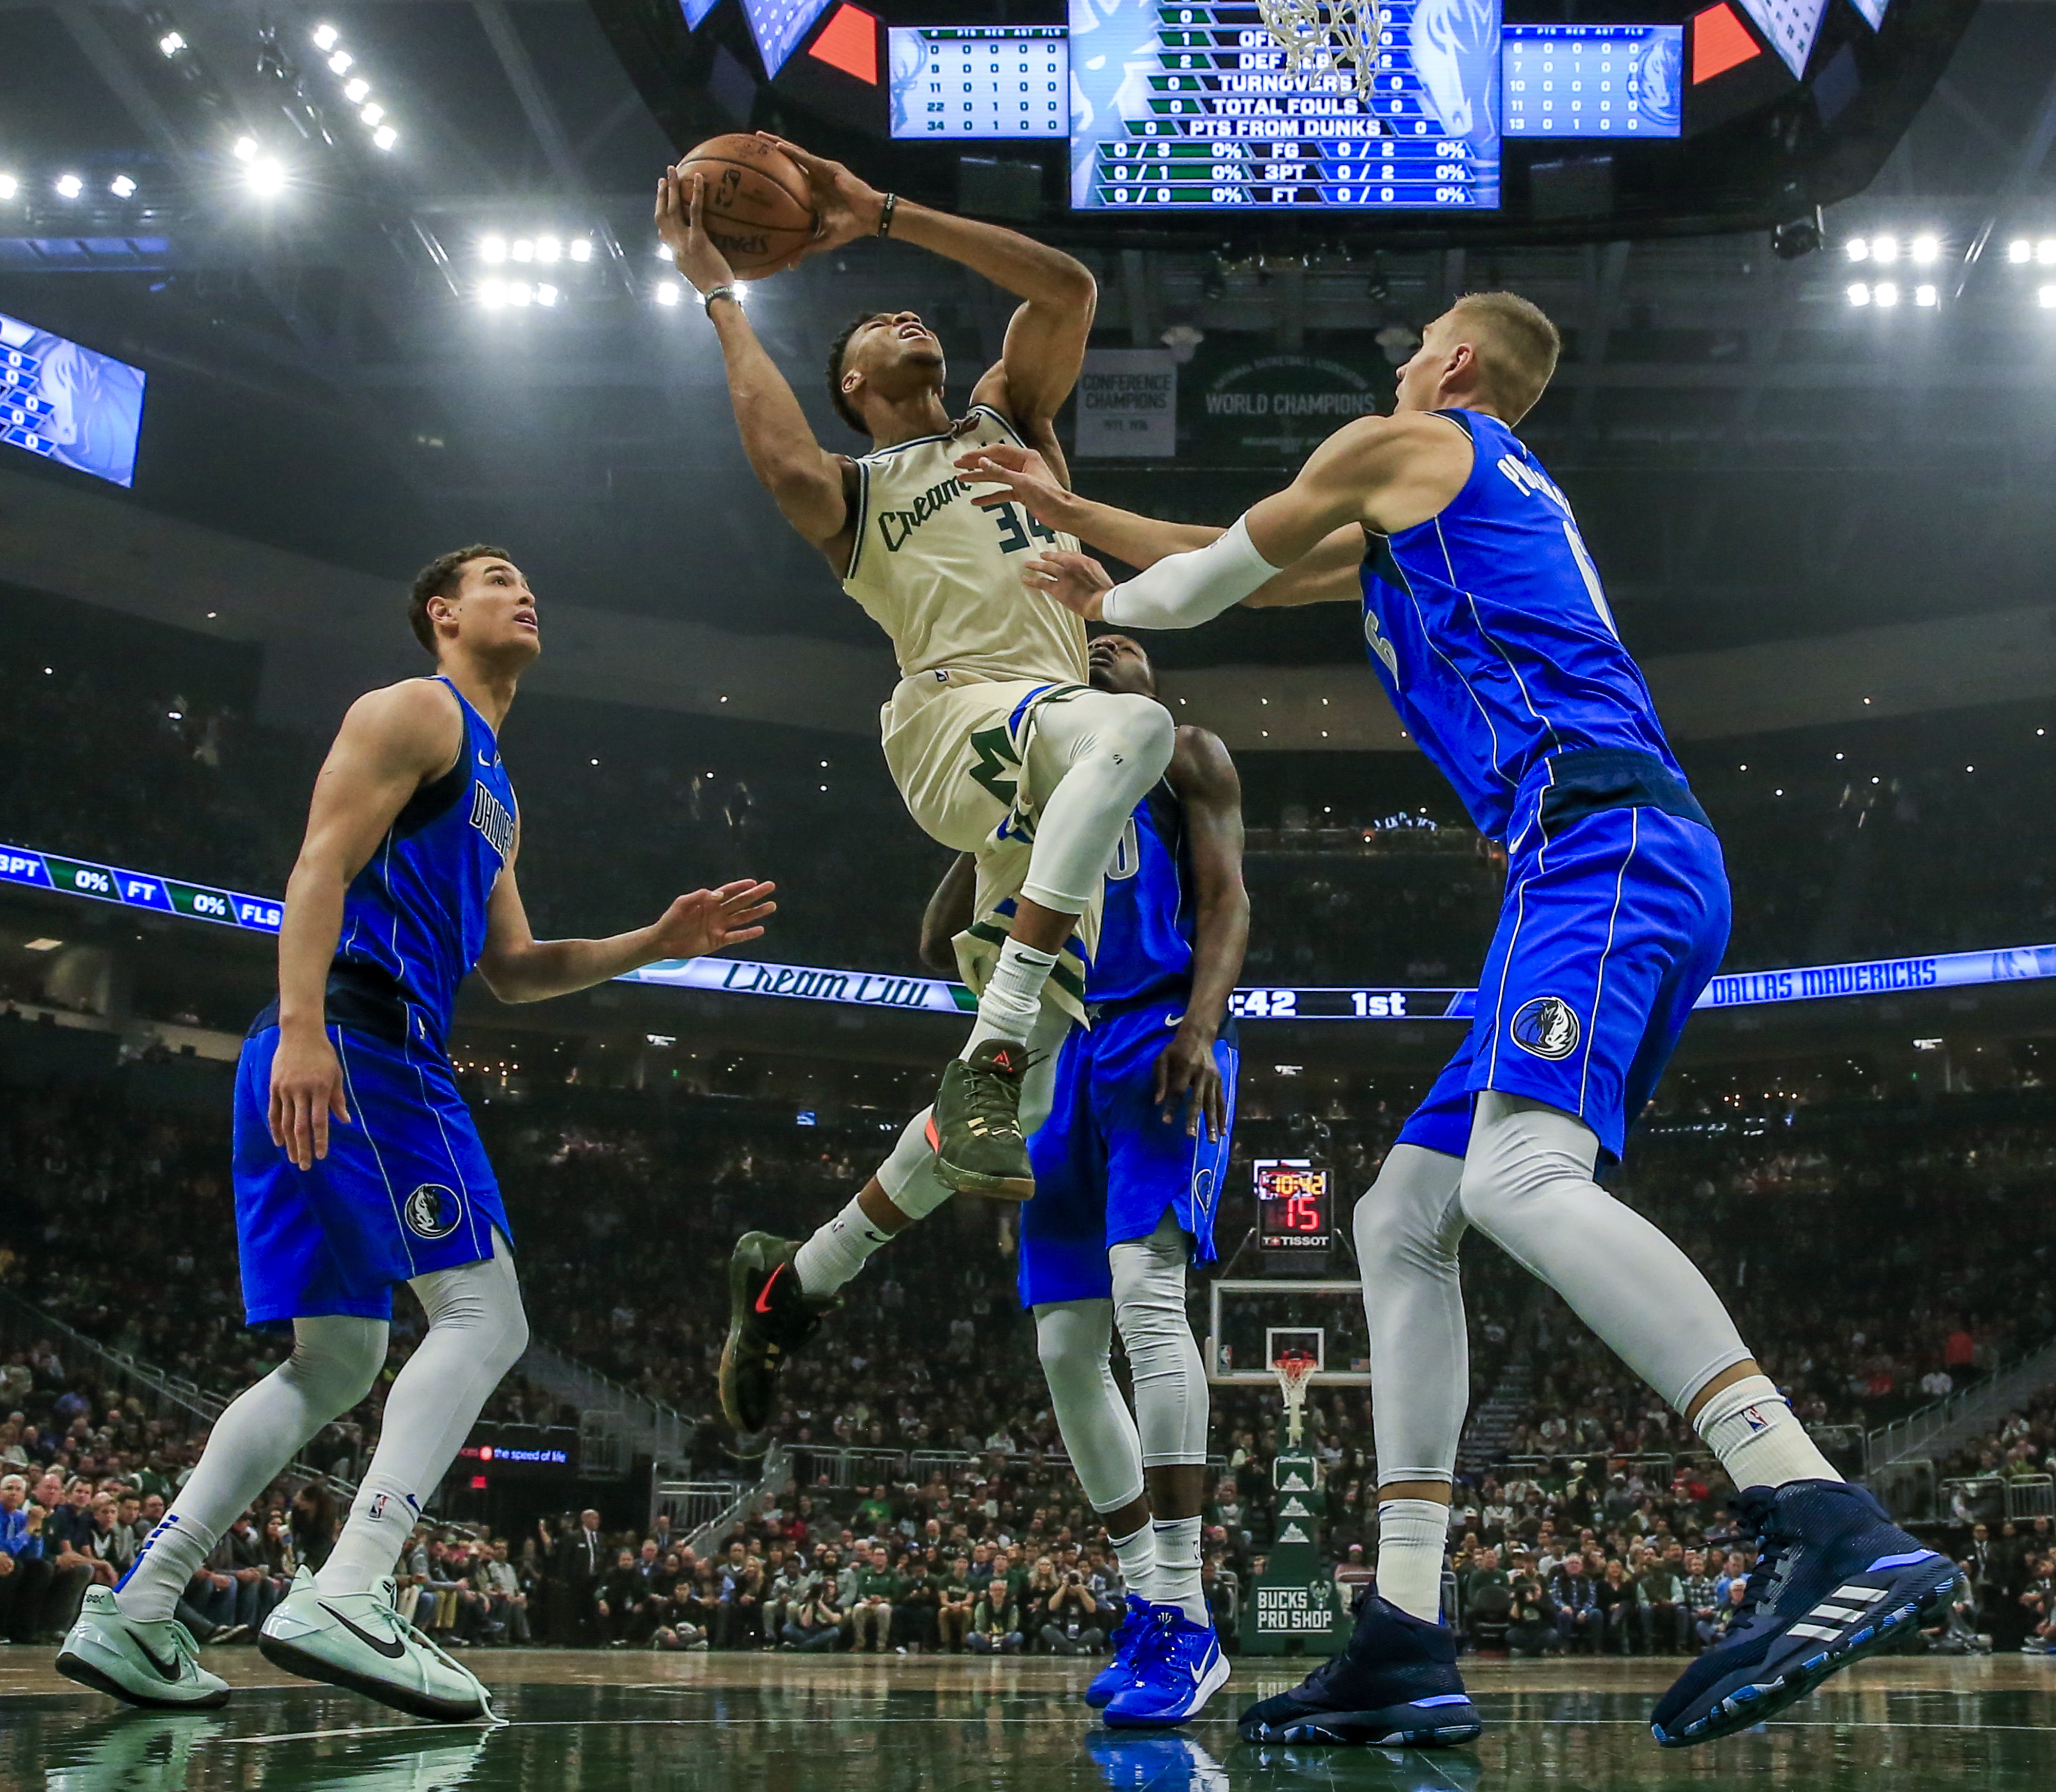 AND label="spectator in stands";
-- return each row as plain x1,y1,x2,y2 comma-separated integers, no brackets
1036,1565,1105,1657
715,1540,765,1650
1506,1572,1558,1657
0,1472,52,1643
850,1545,898,1653
597,1547,646,1647
552,1510,607,1645
1593,1558,1635,1655
894,1557,941,1655
1335,1541,1374,1603
1636,1549,1687,1655
780,1562,845,1652
1550,1552,1599,1653
935,1556,974,1652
